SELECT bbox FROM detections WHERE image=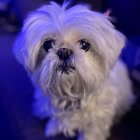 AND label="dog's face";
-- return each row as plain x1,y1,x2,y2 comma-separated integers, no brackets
13,2,125,100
